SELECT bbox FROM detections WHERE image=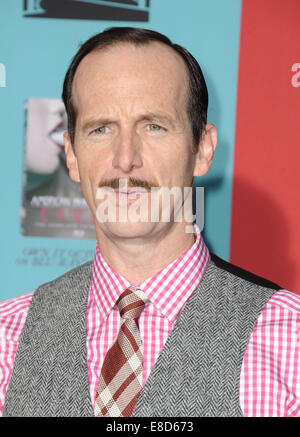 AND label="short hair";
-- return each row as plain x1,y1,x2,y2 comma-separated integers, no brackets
62,27,208,148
